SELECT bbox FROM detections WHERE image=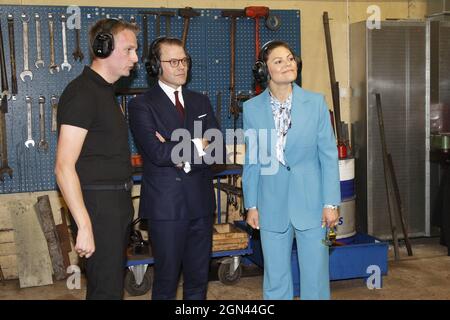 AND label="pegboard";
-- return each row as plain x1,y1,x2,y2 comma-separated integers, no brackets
0,5,300,194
